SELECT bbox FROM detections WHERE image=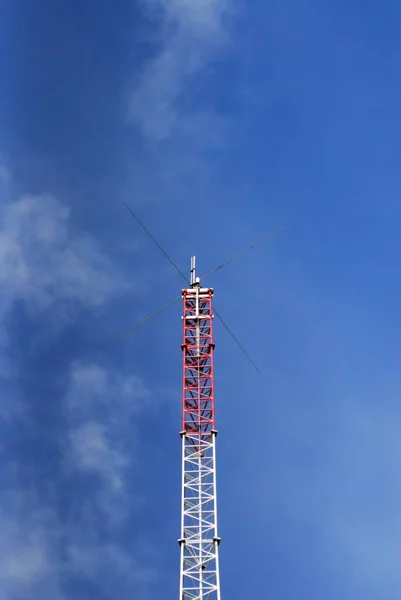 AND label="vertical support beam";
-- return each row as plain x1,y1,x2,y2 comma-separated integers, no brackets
179,286,221,600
